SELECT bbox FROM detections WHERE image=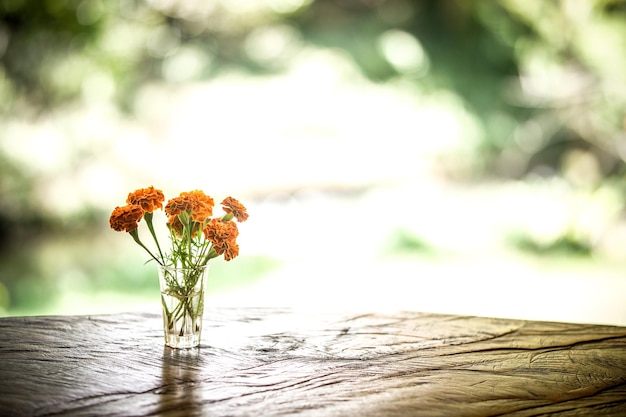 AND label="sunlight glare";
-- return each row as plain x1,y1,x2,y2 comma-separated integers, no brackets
378,29,429,75
265,0,312,14
162,46,209,82
244,24,300,65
